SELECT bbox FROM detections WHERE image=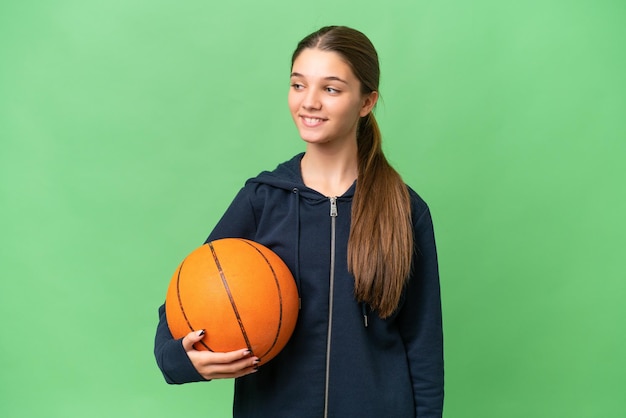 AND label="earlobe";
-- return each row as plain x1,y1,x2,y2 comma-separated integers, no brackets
359,91,379,117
